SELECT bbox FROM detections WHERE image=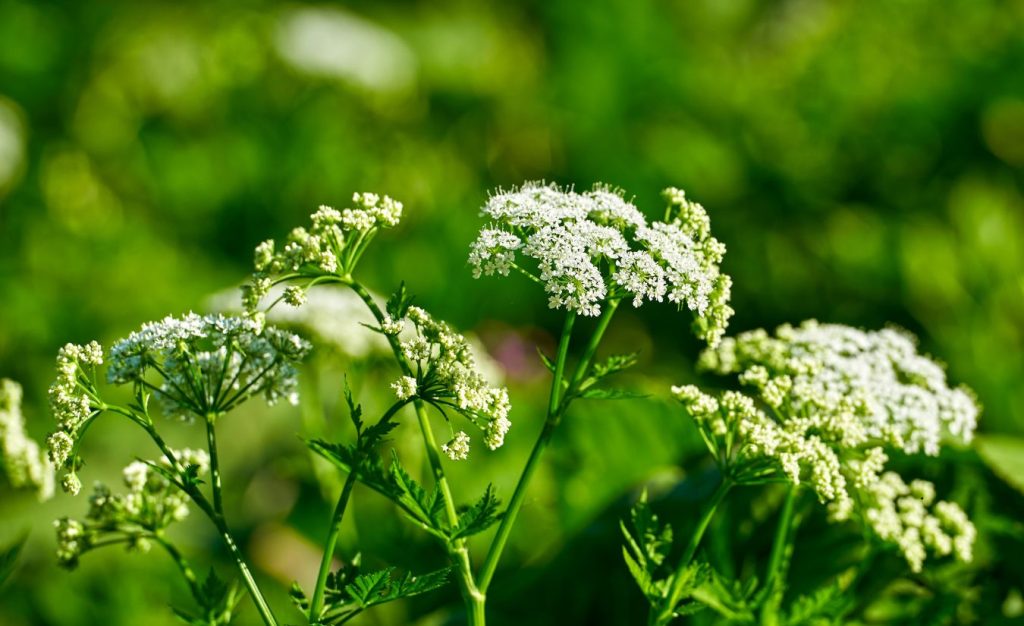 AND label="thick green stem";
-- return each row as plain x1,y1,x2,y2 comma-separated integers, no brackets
309,472,358,621
477,312,575,592
652,479,732,626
